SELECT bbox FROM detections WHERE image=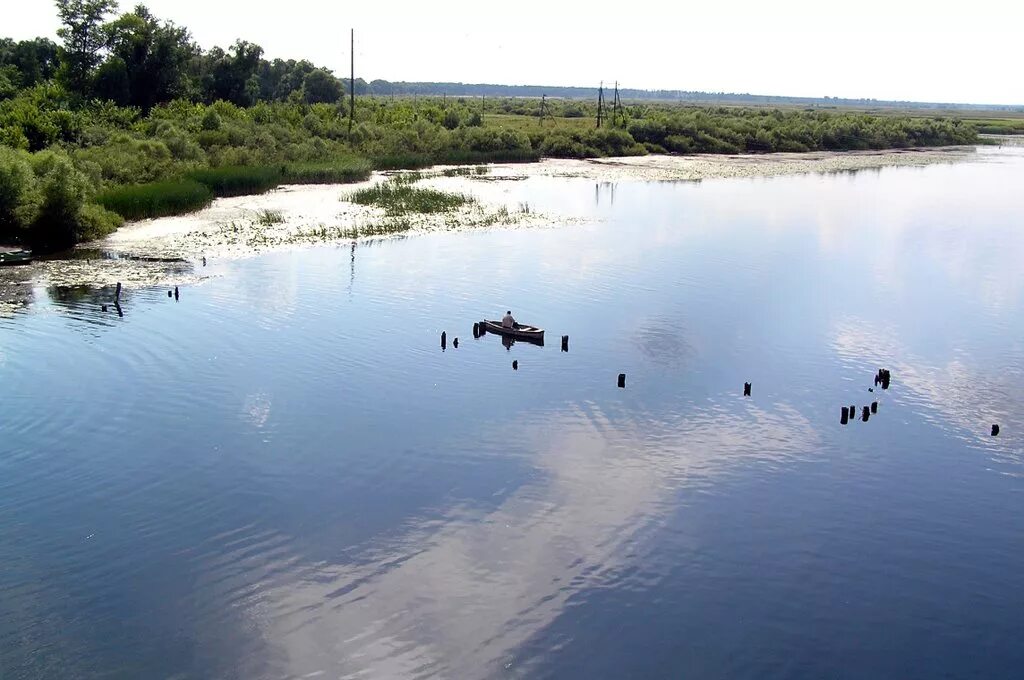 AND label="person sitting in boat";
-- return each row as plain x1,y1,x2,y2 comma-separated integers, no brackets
502,311,517,329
